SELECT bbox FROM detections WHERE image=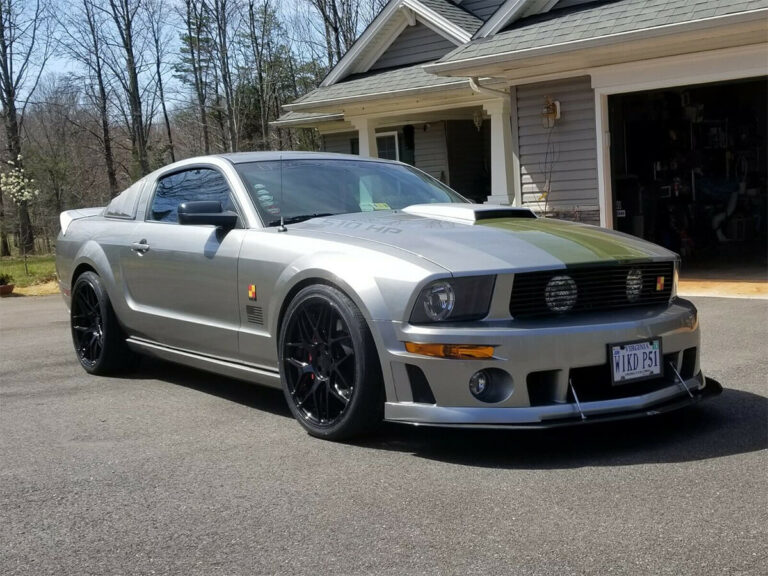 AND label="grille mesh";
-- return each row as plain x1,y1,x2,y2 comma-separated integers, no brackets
509,262,674,318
